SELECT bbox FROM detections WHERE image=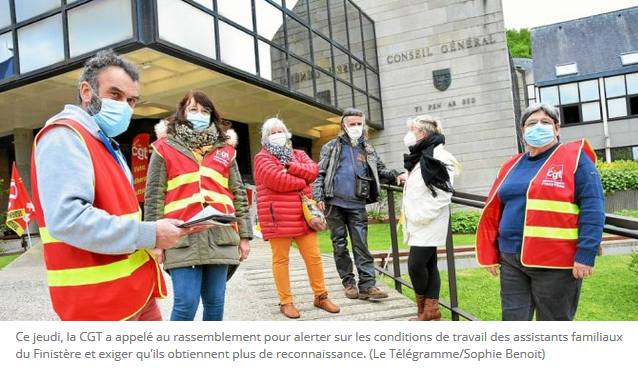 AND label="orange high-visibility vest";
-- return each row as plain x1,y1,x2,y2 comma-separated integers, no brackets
476,139,596,268
31,119,166,321
151,138,236,221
